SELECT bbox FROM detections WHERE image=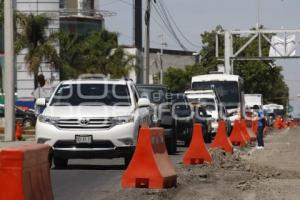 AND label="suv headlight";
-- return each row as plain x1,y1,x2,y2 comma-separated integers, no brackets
38,115,59,125
112,115,134,125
